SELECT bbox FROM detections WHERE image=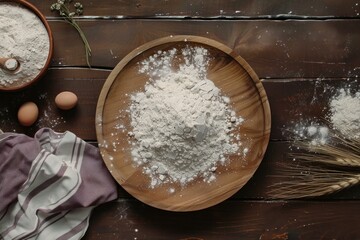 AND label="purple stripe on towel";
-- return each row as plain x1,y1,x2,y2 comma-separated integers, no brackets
52,143,118,212
0,134,40,212
0,164,68,237
0,128,118,240
56,217,89,240
19,151,49,192
15,211,66,240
